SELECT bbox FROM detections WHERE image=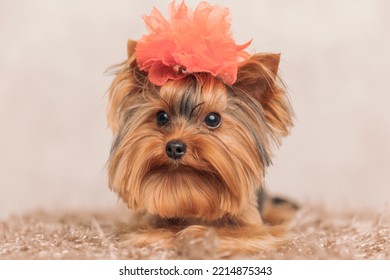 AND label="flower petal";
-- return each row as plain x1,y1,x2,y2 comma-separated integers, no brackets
135,1,251,85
